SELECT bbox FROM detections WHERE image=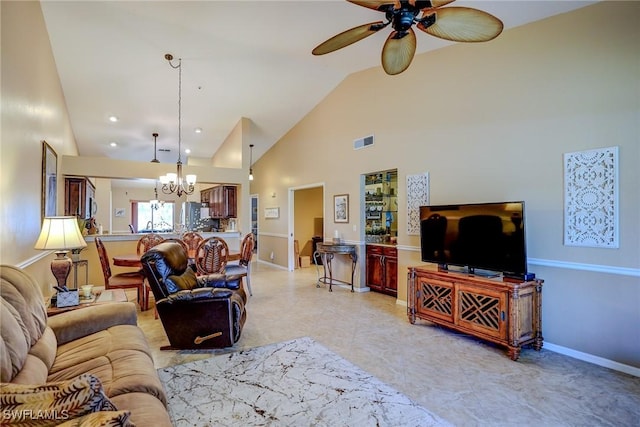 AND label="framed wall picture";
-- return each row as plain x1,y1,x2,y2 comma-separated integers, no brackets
114,208,126,217
41,141,58,220
333,194,349,223
264,207,279,219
